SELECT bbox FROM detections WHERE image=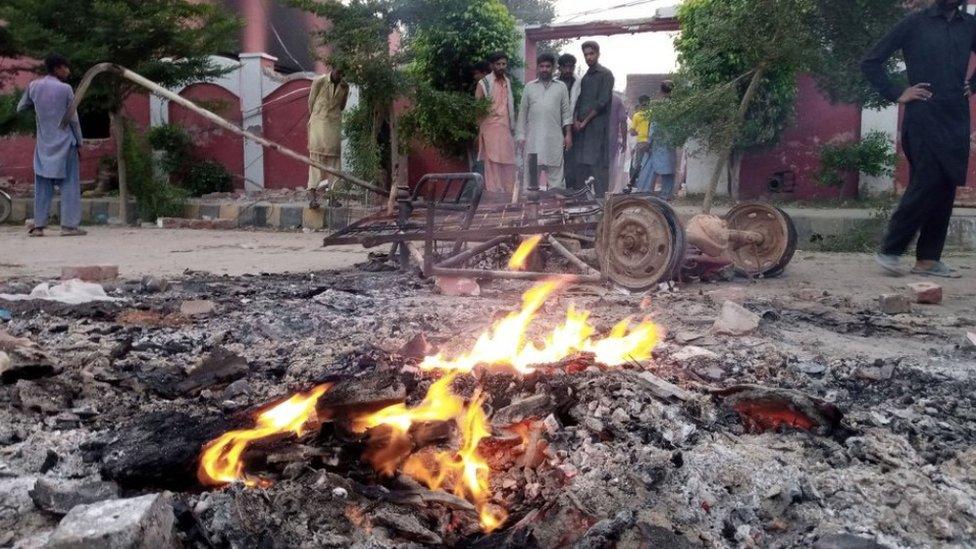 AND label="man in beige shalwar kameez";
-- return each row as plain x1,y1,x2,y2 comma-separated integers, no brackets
516,53,572,190
307,70,349,206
